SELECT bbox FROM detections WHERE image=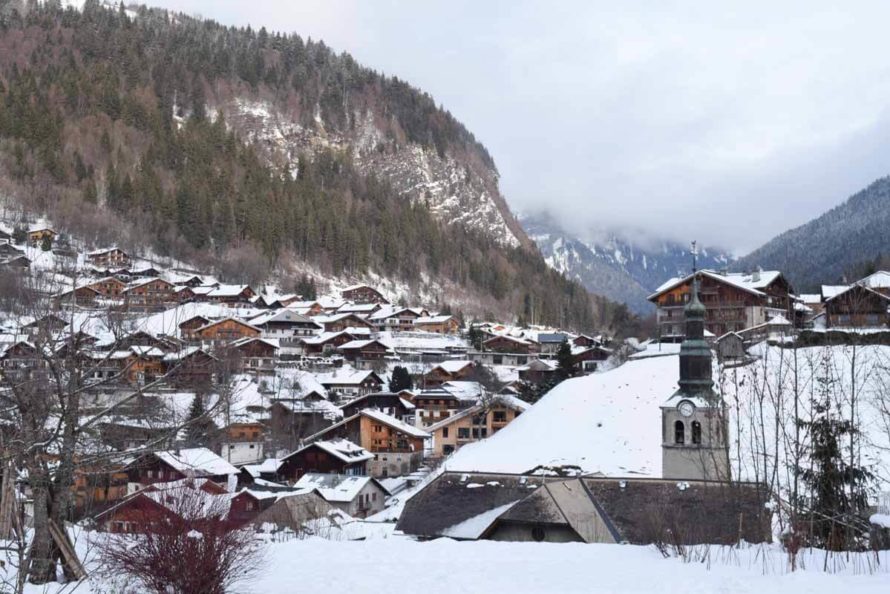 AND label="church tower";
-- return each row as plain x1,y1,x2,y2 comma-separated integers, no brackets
661,245,729,481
